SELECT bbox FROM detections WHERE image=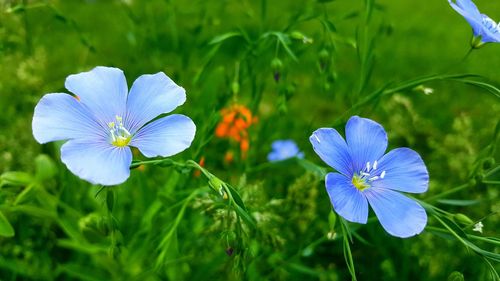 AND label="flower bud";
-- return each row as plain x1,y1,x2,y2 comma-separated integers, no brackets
319,49,329,70
271,58,283,82
290,31,313,44
471,35,485,49
208,177,224,193
231,81,239,95
447,271,464,281
453,213,473,226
